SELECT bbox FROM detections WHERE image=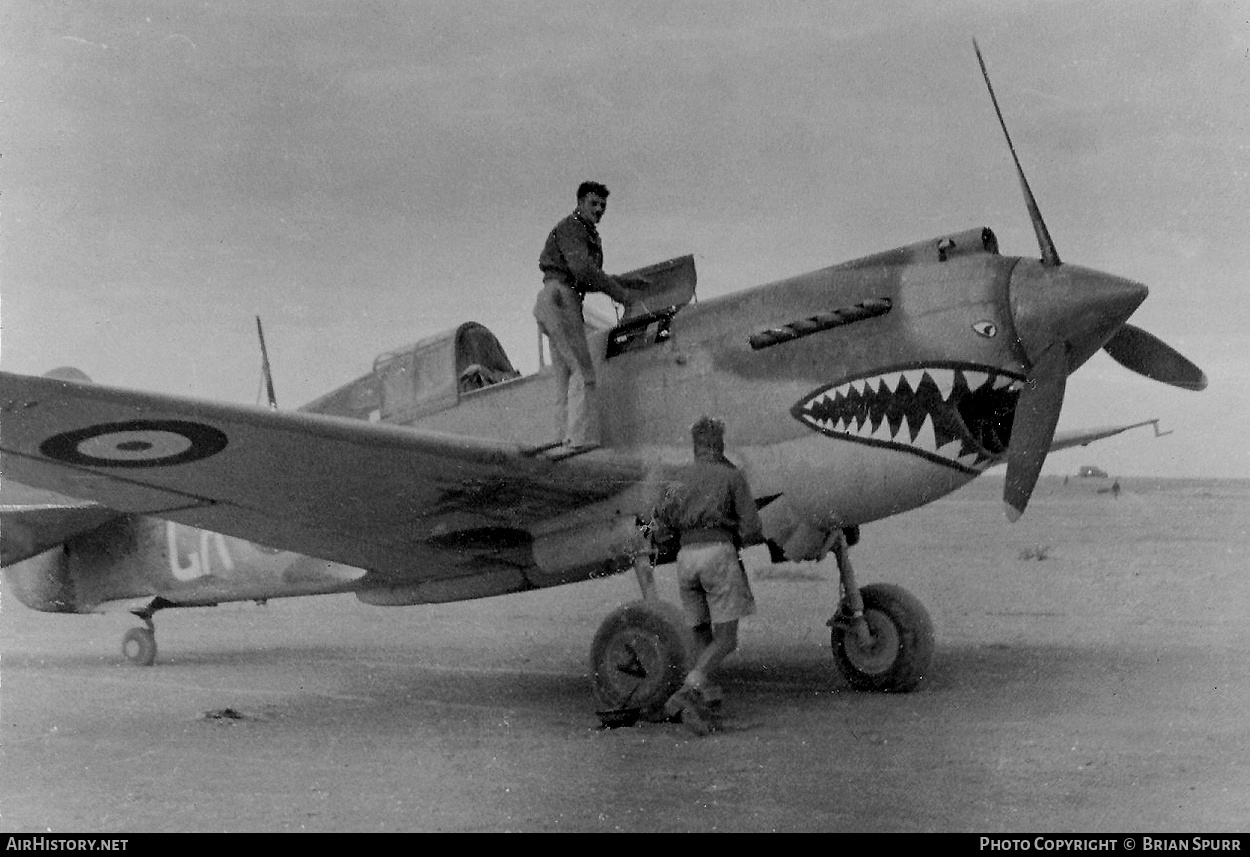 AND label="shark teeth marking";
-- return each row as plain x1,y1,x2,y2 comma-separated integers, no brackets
793,365,1024,473
964,370,989,392
913,414,936,451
